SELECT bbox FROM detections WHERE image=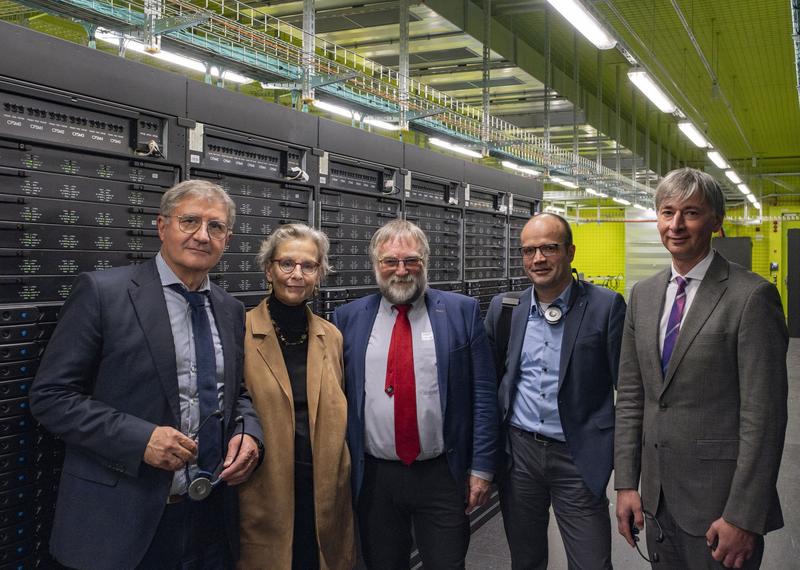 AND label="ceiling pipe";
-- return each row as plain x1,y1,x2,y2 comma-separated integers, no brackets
669,0,755,157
